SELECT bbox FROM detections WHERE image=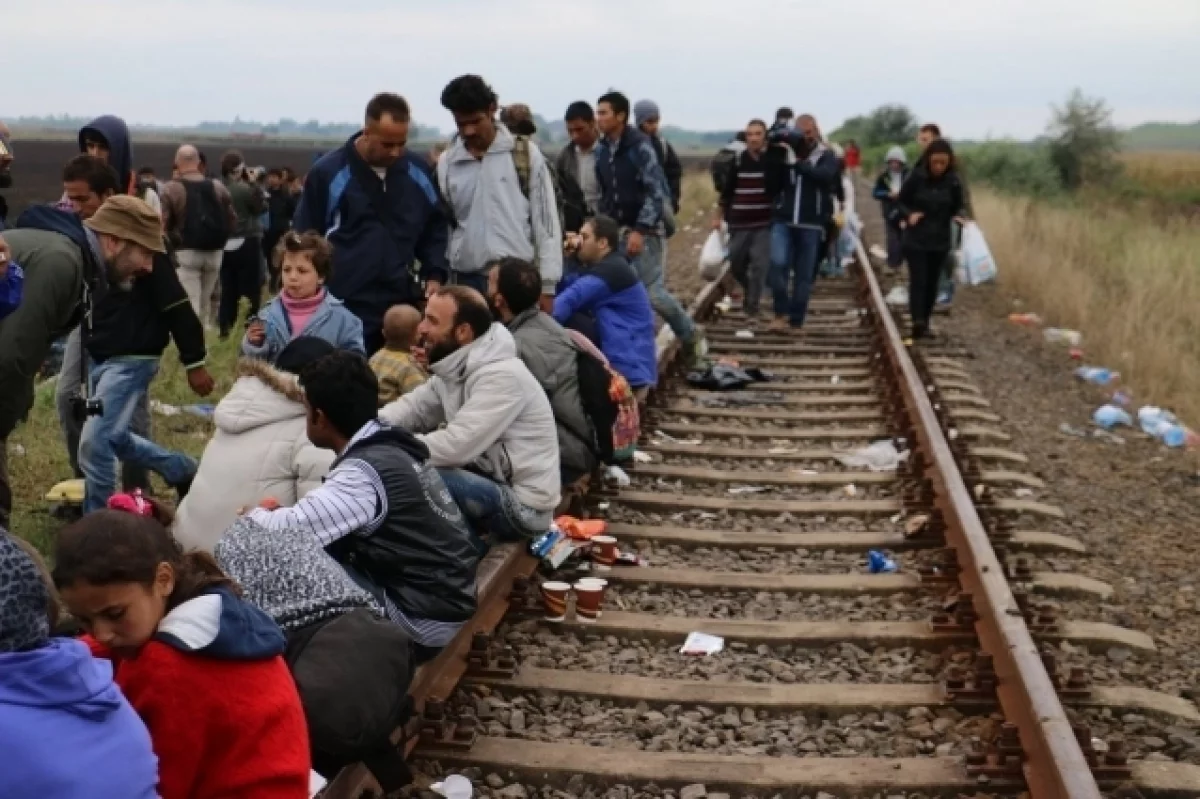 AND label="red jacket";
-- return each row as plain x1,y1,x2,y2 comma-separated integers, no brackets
87,588,310,799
